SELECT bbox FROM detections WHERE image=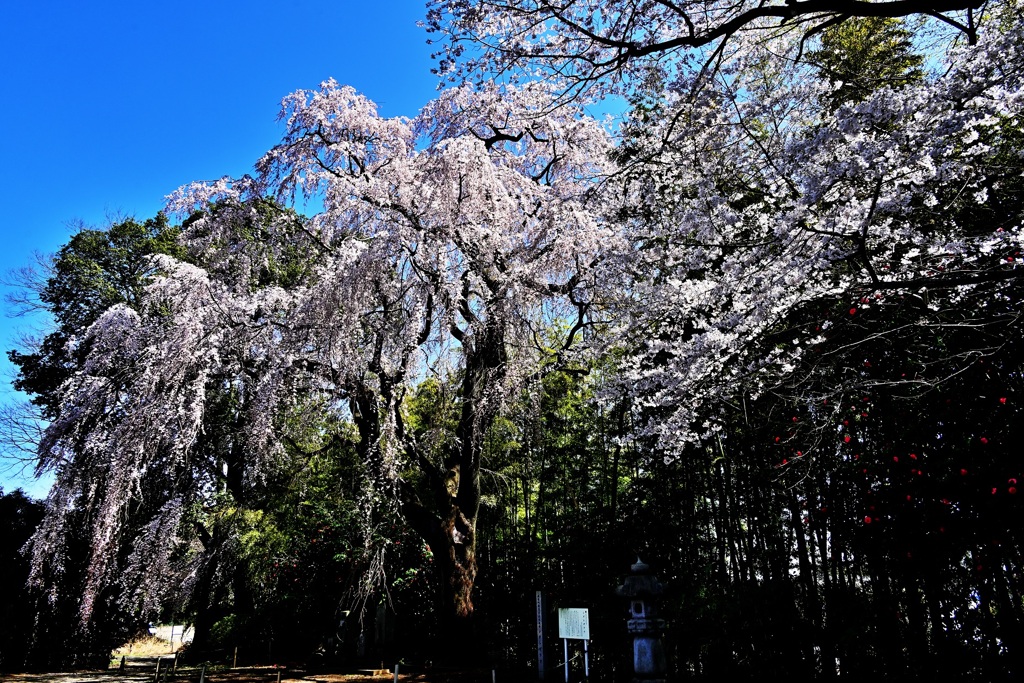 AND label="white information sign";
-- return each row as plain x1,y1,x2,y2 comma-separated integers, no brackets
557,607,590,640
